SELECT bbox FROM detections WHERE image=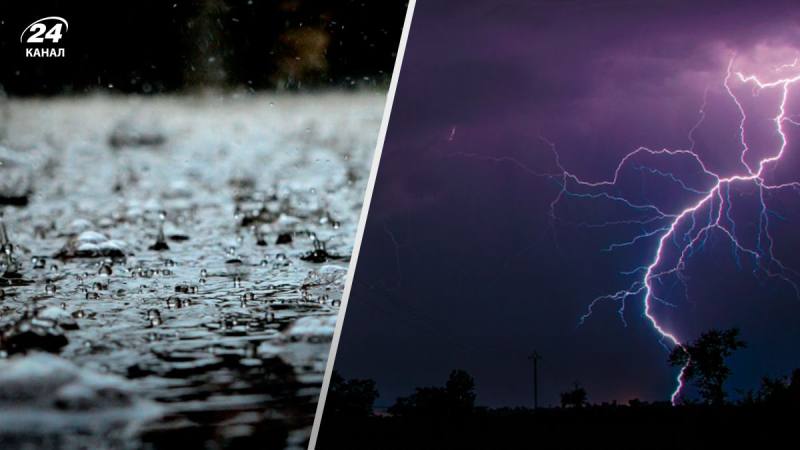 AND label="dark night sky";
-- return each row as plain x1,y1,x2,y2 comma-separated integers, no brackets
333,0,800,408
